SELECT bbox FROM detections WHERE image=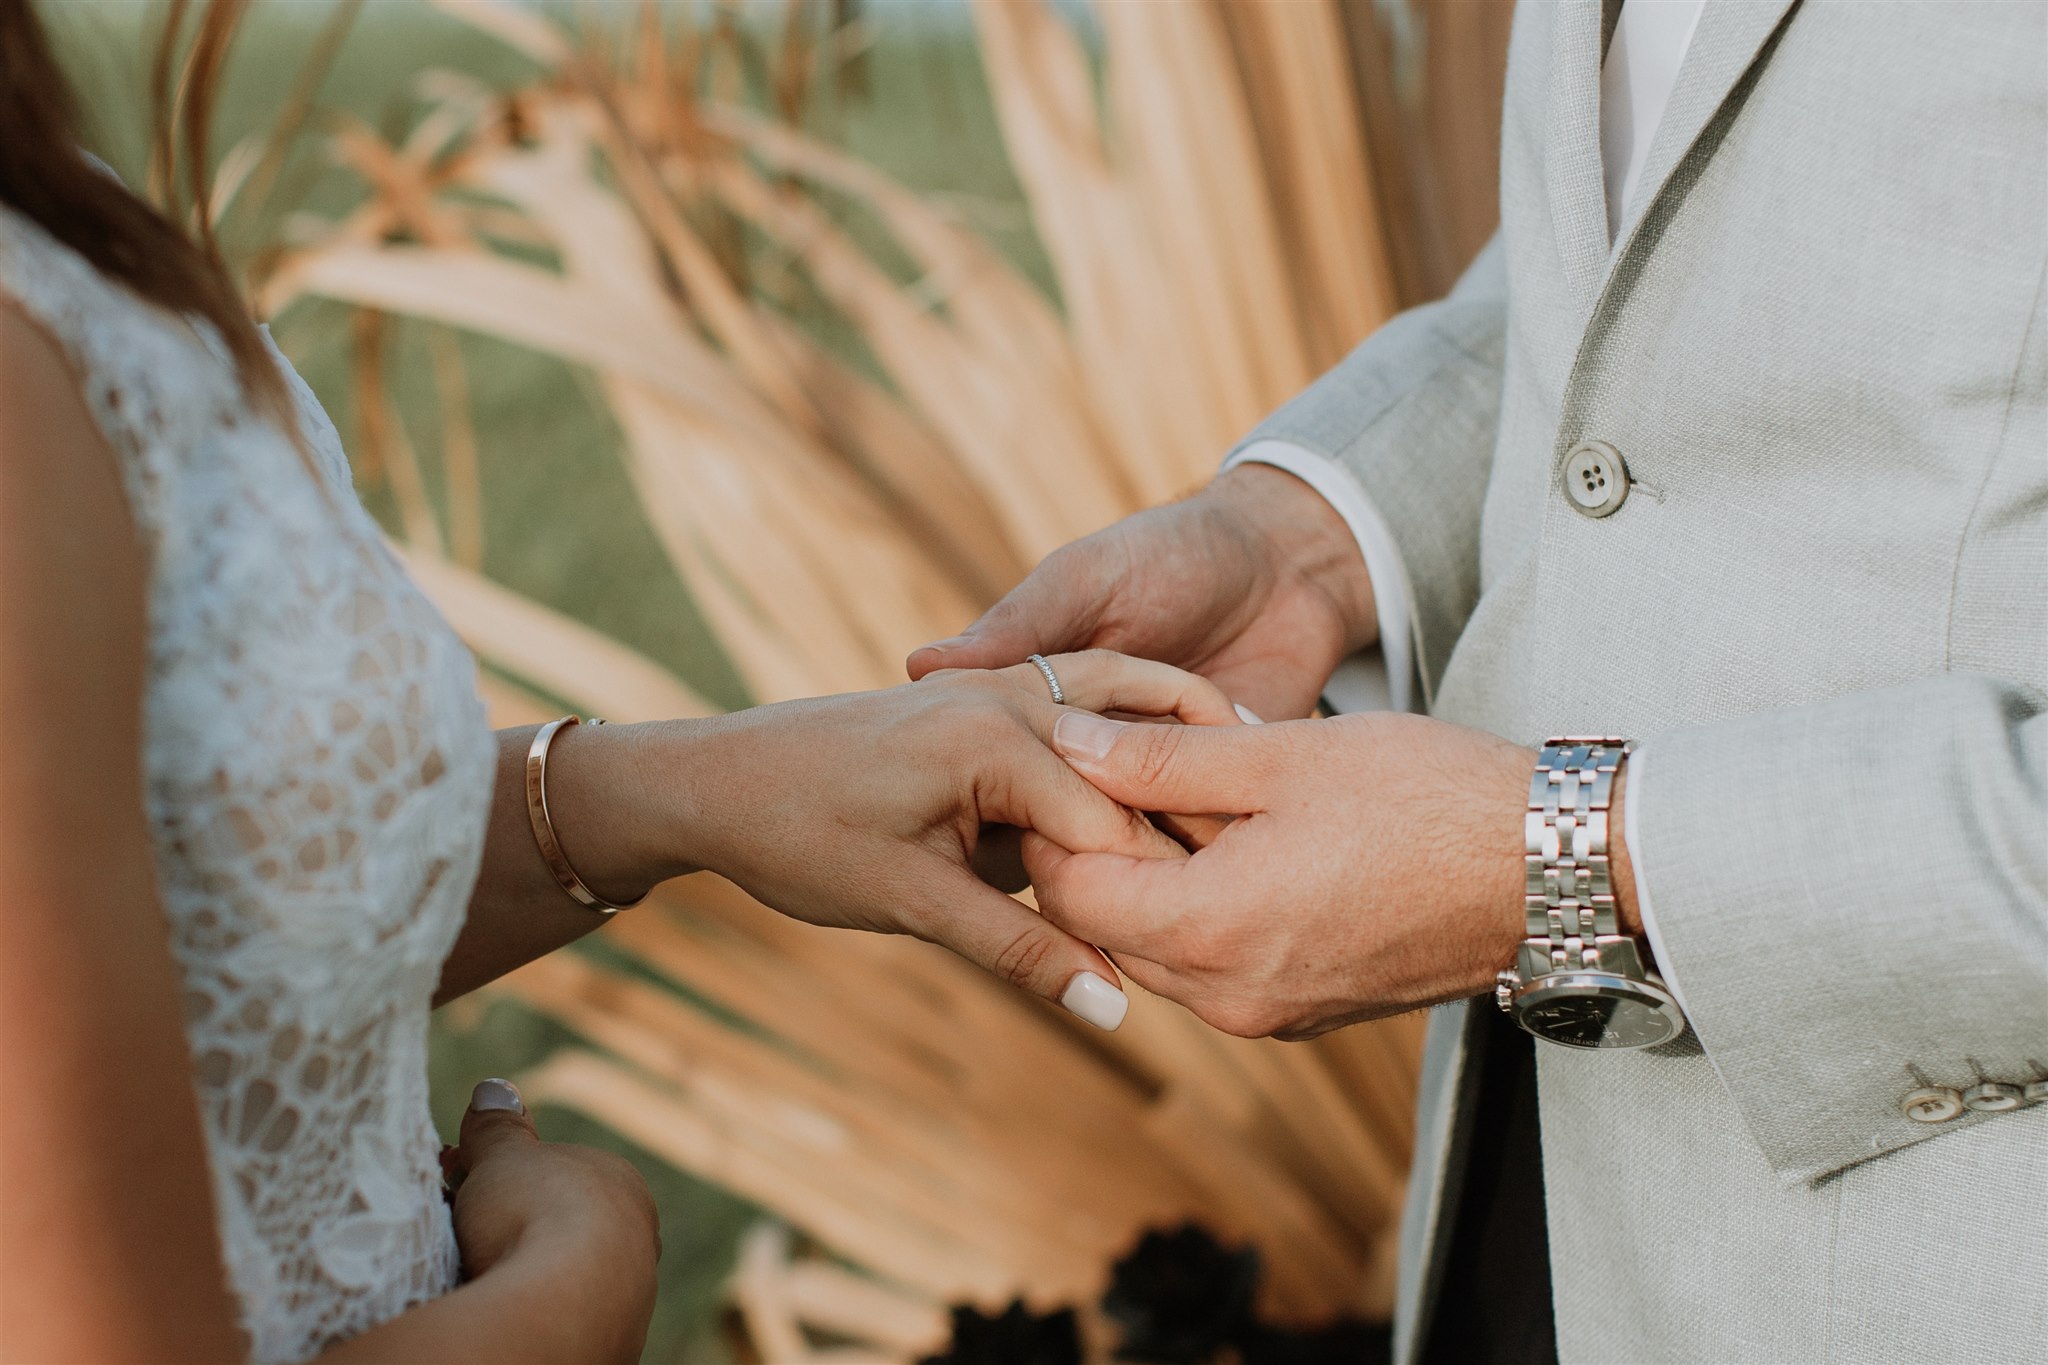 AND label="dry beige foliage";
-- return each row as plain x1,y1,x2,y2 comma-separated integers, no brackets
262,0,1420,1356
